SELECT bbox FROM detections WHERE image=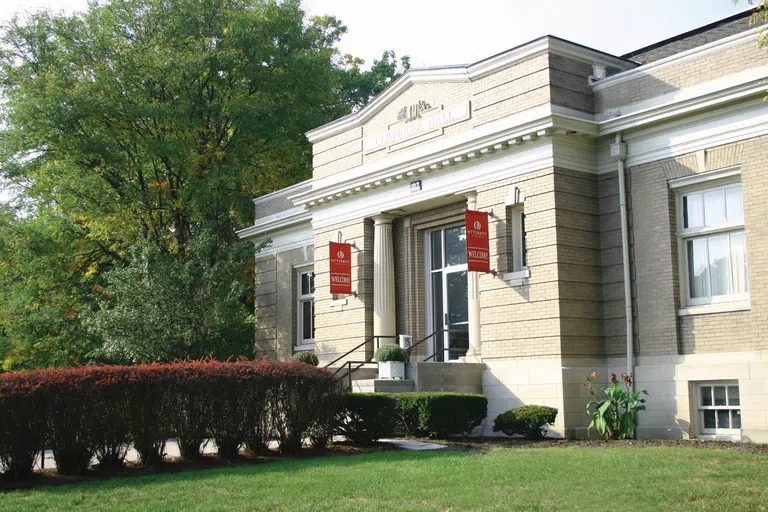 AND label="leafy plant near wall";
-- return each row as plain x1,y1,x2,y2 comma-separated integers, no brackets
585,372,648,440
373,346,408,363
